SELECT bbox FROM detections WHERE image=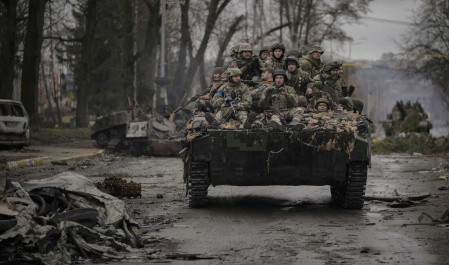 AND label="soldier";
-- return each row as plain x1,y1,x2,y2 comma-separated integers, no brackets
307,91,337,111
195,67,224,112
264,42,286,70
211,68,252,127
259,46,270,64
258,69,304,128
307,61,341,101
315,98,330,112
285,56,312,103
227,43,261,81
299,45,324,78
250,65,275,113
335,63,365,113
